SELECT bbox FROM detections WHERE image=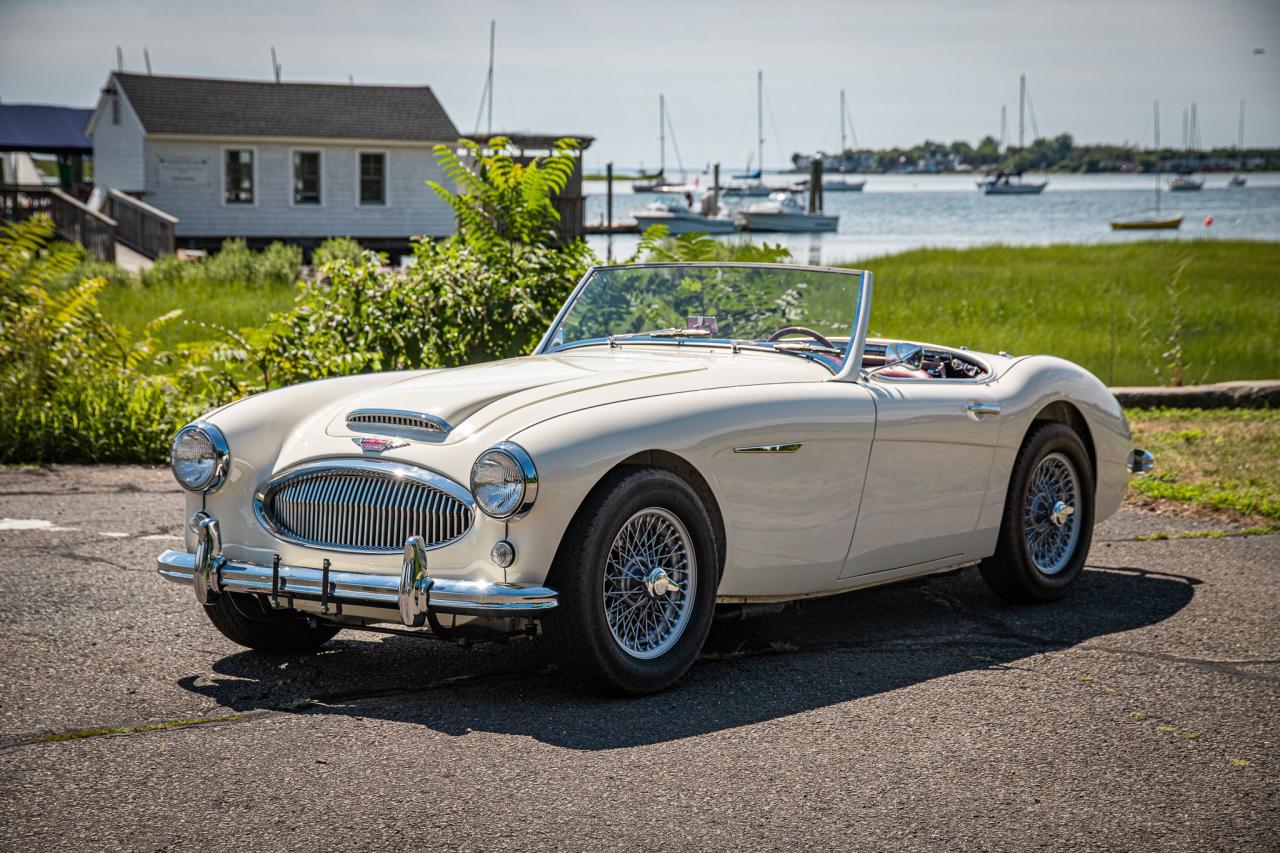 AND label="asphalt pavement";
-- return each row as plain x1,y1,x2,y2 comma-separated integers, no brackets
0,465,1276,851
